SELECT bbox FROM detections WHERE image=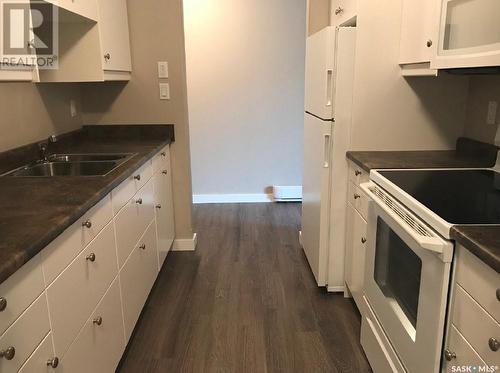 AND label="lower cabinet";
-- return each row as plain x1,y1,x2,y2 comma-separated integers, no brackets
154,166,175,268
18,332,57,373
